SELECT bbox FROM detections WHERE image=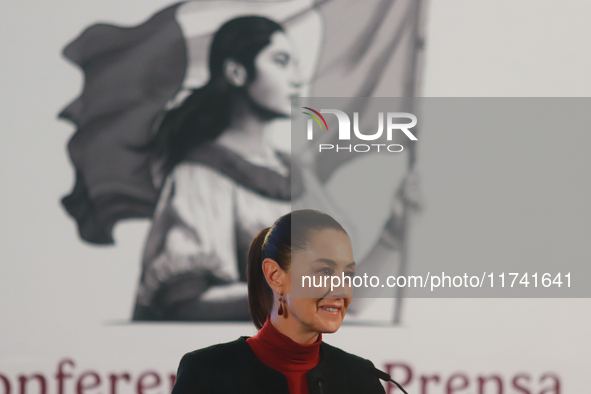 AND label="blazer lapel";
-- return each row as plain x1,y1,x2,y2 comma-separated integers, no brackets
306,343,350,394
